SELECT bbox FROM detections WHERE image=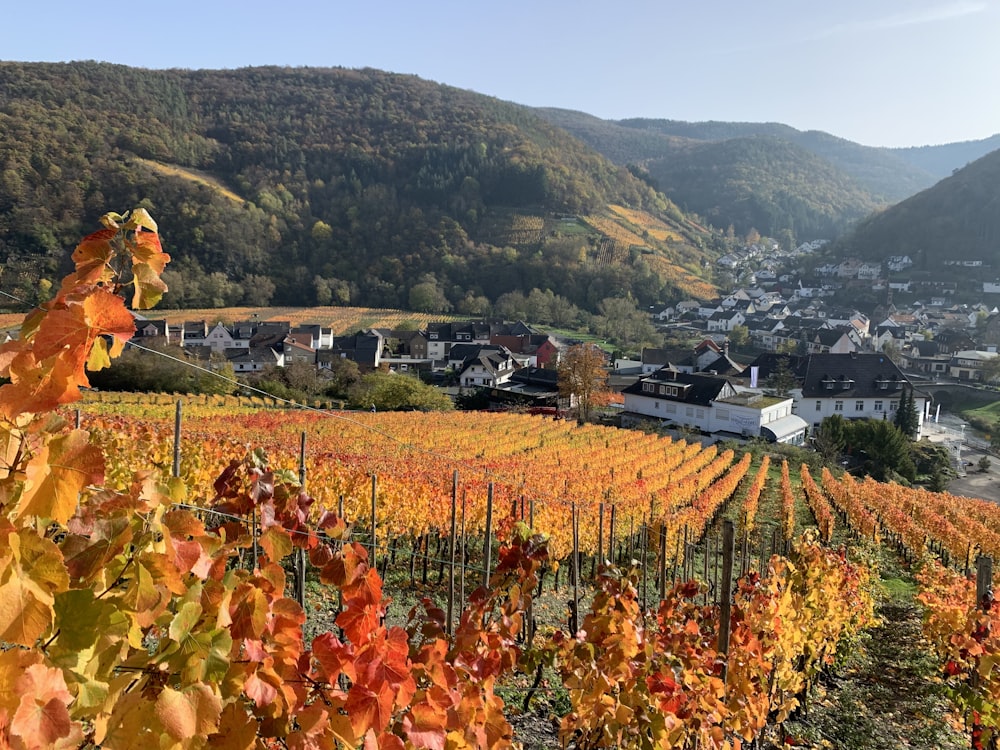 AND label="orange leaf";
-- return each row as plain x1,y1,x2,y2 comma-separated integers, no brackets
207,703,259,750
0,529,68,645
345,682,394,738
10,664,74,748
259,526,293,562
16,429,104,524
230,583,268,641
155,684,222,741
